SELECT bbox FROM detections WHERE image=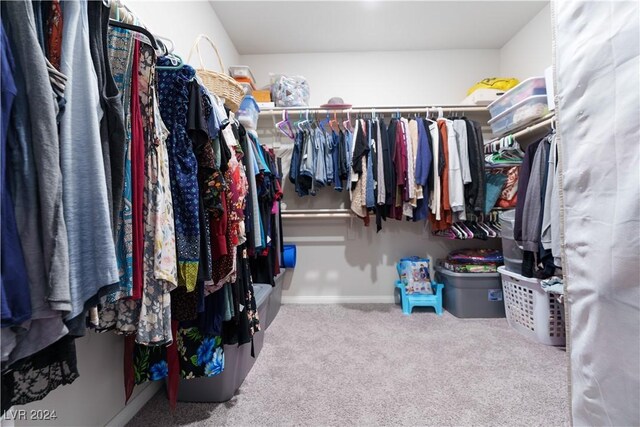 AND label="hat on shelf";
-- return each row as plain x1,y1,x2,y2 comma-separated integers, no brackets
320,97,352,109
